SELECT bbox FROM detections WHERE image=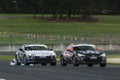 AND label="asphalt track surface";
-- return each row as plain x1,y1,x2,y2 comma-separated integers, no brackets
0,61,120,80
